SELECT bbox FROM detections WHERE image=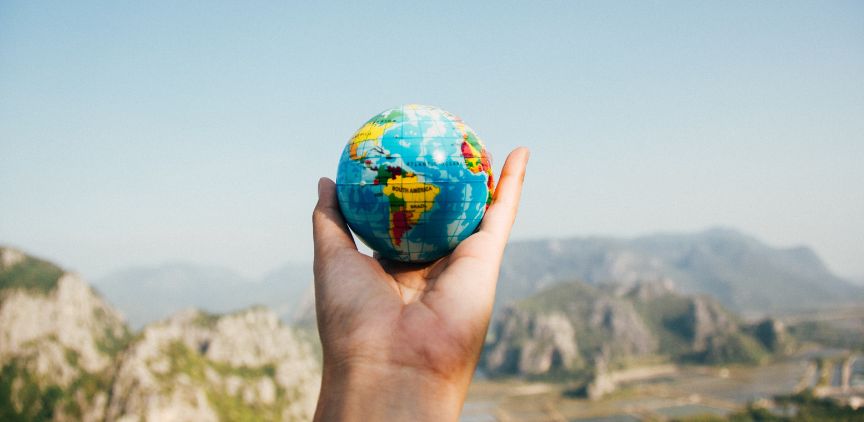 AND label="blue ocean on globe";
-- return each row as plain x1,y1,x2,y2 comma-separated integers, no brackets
335,104,494,262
